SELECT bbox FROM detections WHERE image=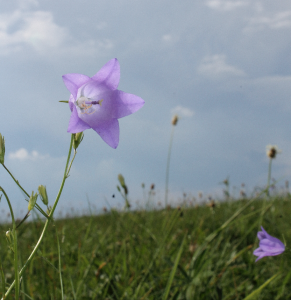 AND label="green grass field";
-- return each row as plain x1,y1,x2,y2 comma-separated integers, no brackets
0,195,290,299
